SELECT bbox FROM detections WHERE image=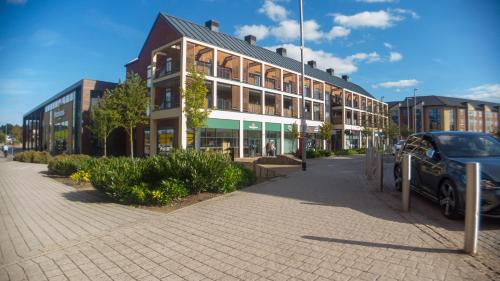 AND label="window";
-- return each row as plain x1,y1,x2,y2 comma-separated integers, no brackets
157,127,174,156
428,108,441,131
165,58,172,73
199,128,240,157
164,89,172,109
448,109,455,131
